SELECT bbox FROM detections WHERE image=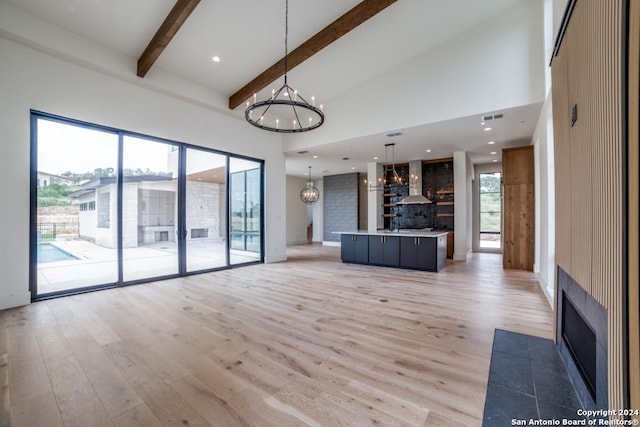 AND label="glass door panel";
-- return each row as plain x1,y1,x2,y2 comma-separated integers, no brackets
122,136,179,281
35,118,119,295
185,148,227,272
229,158,262,265
479,172,502,249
